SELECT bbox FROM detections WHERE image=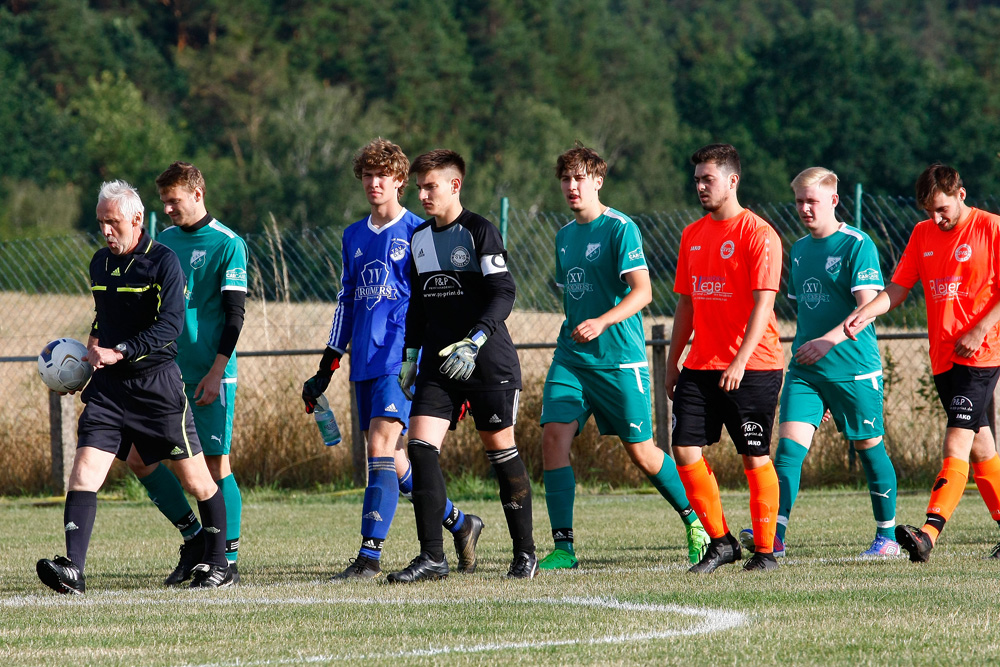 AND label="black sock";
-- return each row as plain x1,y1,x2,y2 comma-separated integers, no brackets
64,490,98,572
196,489,229,568
487,446,535,556
408,439,446,561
